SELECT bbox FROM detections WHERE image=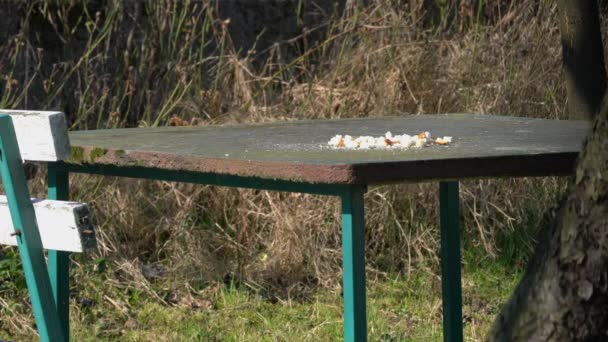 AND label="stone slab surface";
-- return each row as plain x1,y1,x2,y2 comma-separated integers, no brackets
67,114,589,184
